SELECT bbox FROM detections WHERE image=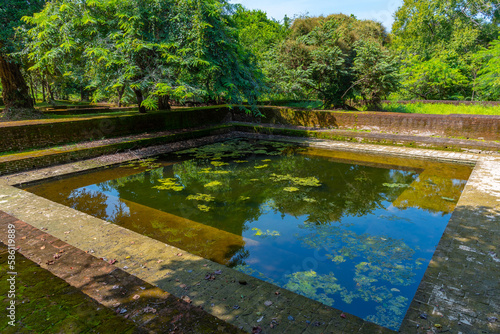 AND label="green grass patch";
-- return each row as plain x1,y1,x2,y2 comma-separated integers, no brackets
382,103,500,115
